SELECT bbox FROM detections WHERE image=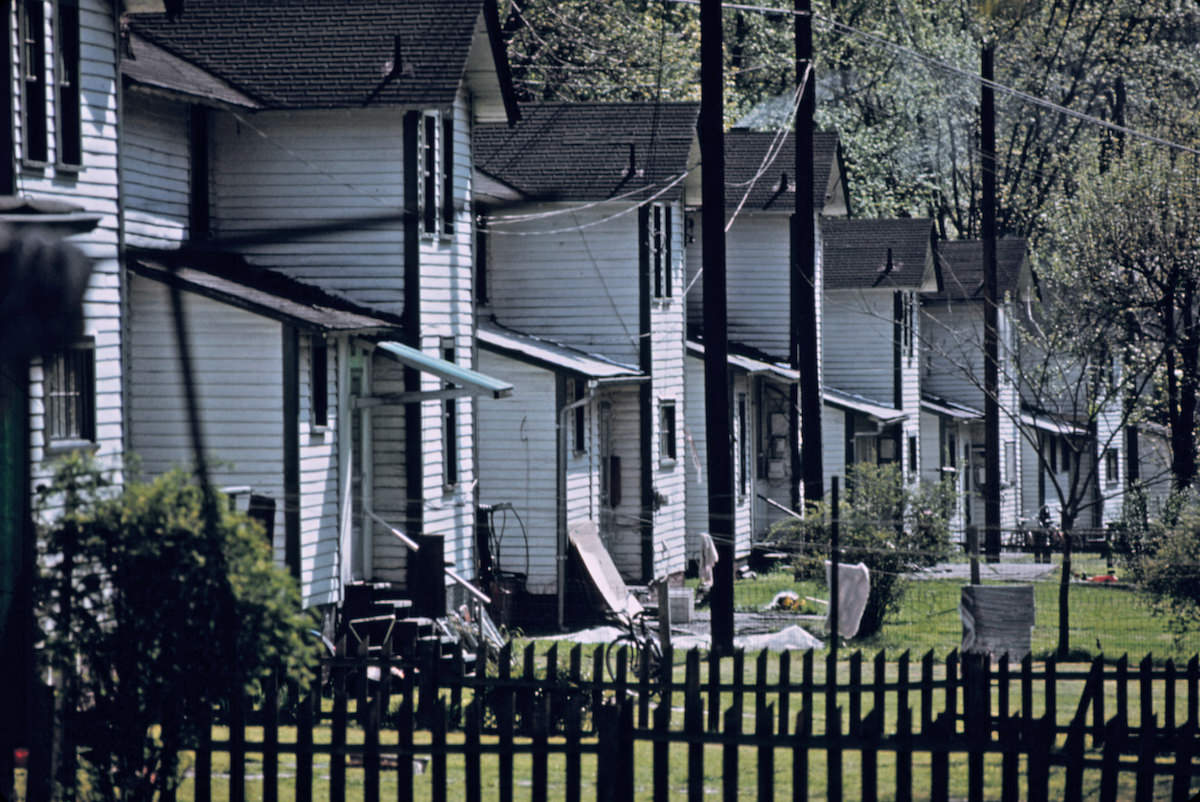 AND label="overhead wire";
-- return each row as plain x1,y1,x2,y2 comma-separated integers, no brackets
660,0,1200,159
